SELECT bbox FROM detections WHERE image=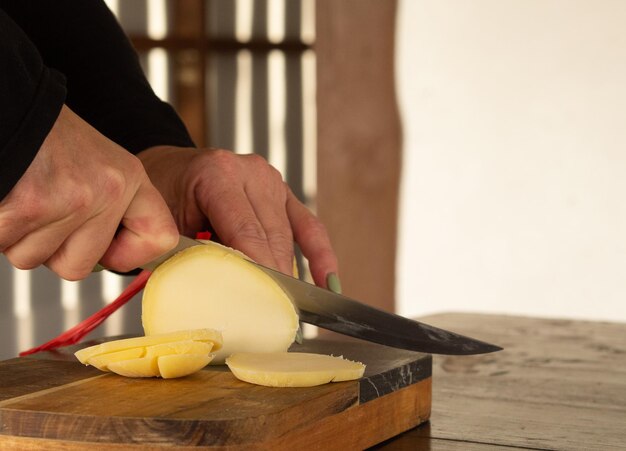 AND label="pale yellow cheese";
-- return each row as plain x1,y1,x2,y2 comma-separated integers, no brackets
74,328,222,364
142,242,299,364
225,352,366,387
87,347,145,371
157,354,213,379
108,356,159,378
144,340,213,359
